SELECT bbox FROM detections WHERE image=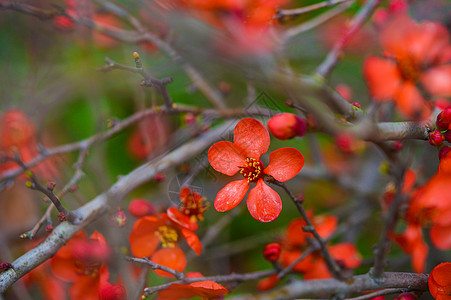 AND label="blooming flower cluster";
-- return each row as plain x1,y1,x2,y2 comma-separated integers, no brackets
363,13,451,119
